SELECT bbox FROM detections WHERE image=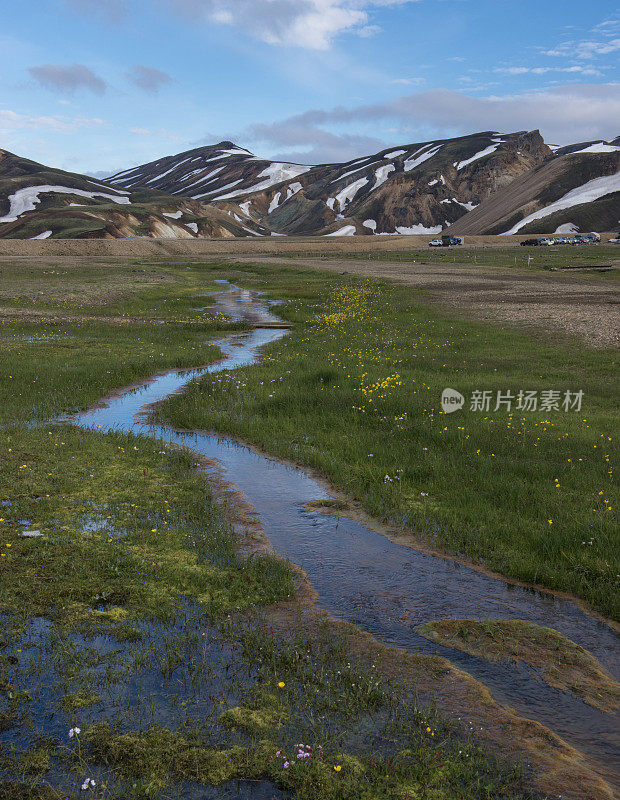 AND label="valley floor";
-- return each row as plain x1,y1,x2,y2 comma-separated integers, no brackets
0,252,617,800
